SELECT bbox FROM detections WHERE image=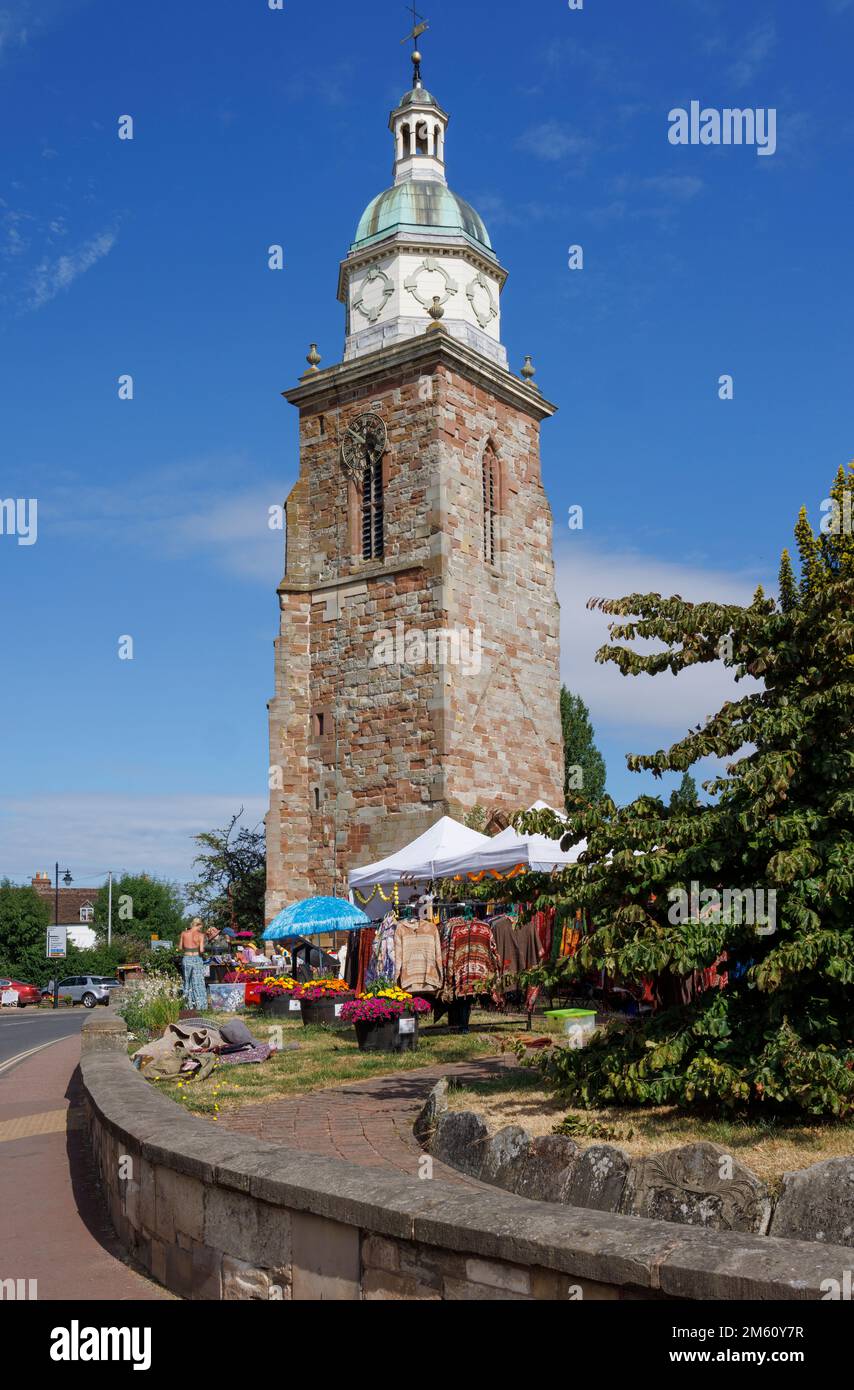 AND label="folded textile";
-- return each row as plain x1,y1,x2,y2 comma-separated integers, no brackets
218,1044,275,1066
132,1022,224,1063
137,1051,219,1082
